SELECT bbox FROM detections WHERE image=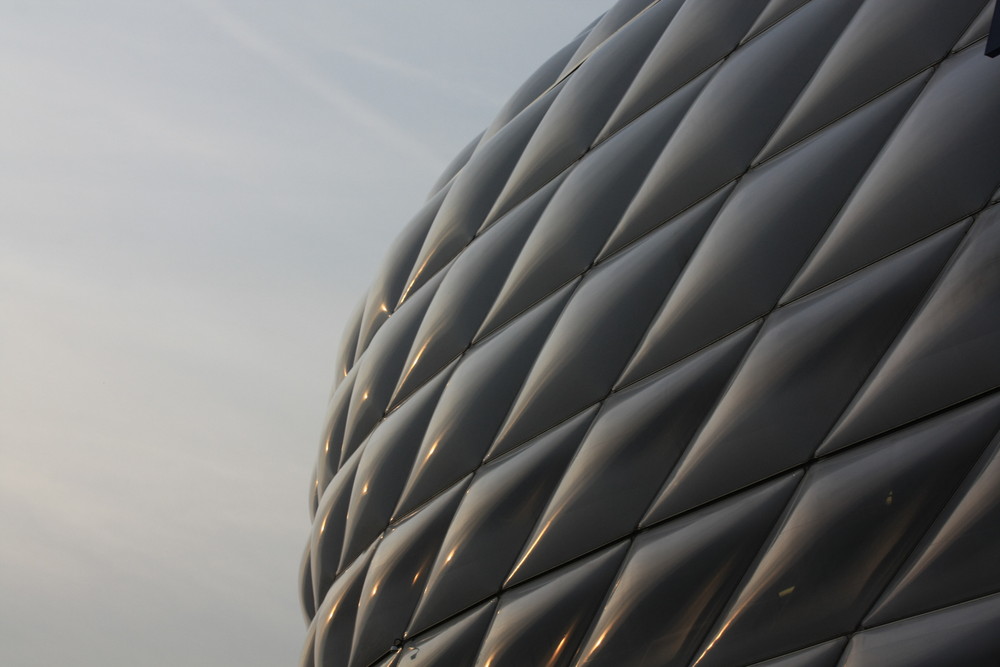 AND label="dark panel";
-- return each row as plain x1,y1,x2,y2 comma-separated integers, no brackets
601,0,769,137
310,450,361,604
505,325,757,586
745,639,847,667
348,482,467,667
390,173,563,406
645,224,963,522
822,205,1000,453
691,405,993,667
759,0,987,161
341,269,445,466
840,593,1000,667
479,69,712,338
397,84,562,305
574,475,800,667
408,411,592,634
489,189,714,456
312,544,375,667
605,0,864,256
620,76,924,384
399,601,496,667
472,543,628,667
356,186,448,357
339,368,455,571
485,0,683,227
393,283,574,519
865,394,1000,624
784,45,1000,301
